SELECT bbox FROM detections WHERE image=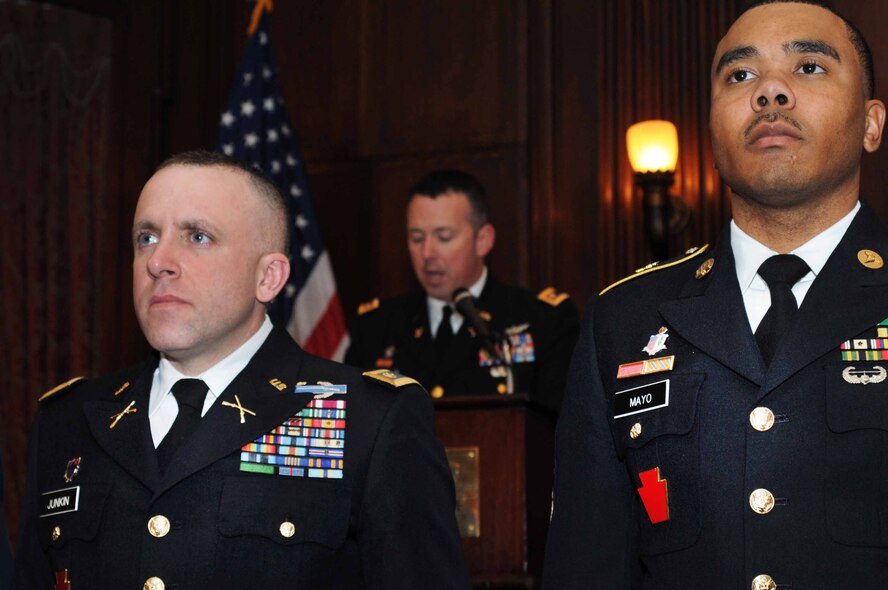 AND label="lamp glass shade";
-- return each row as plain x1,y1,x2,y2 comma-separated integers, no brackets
626,120,679,173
